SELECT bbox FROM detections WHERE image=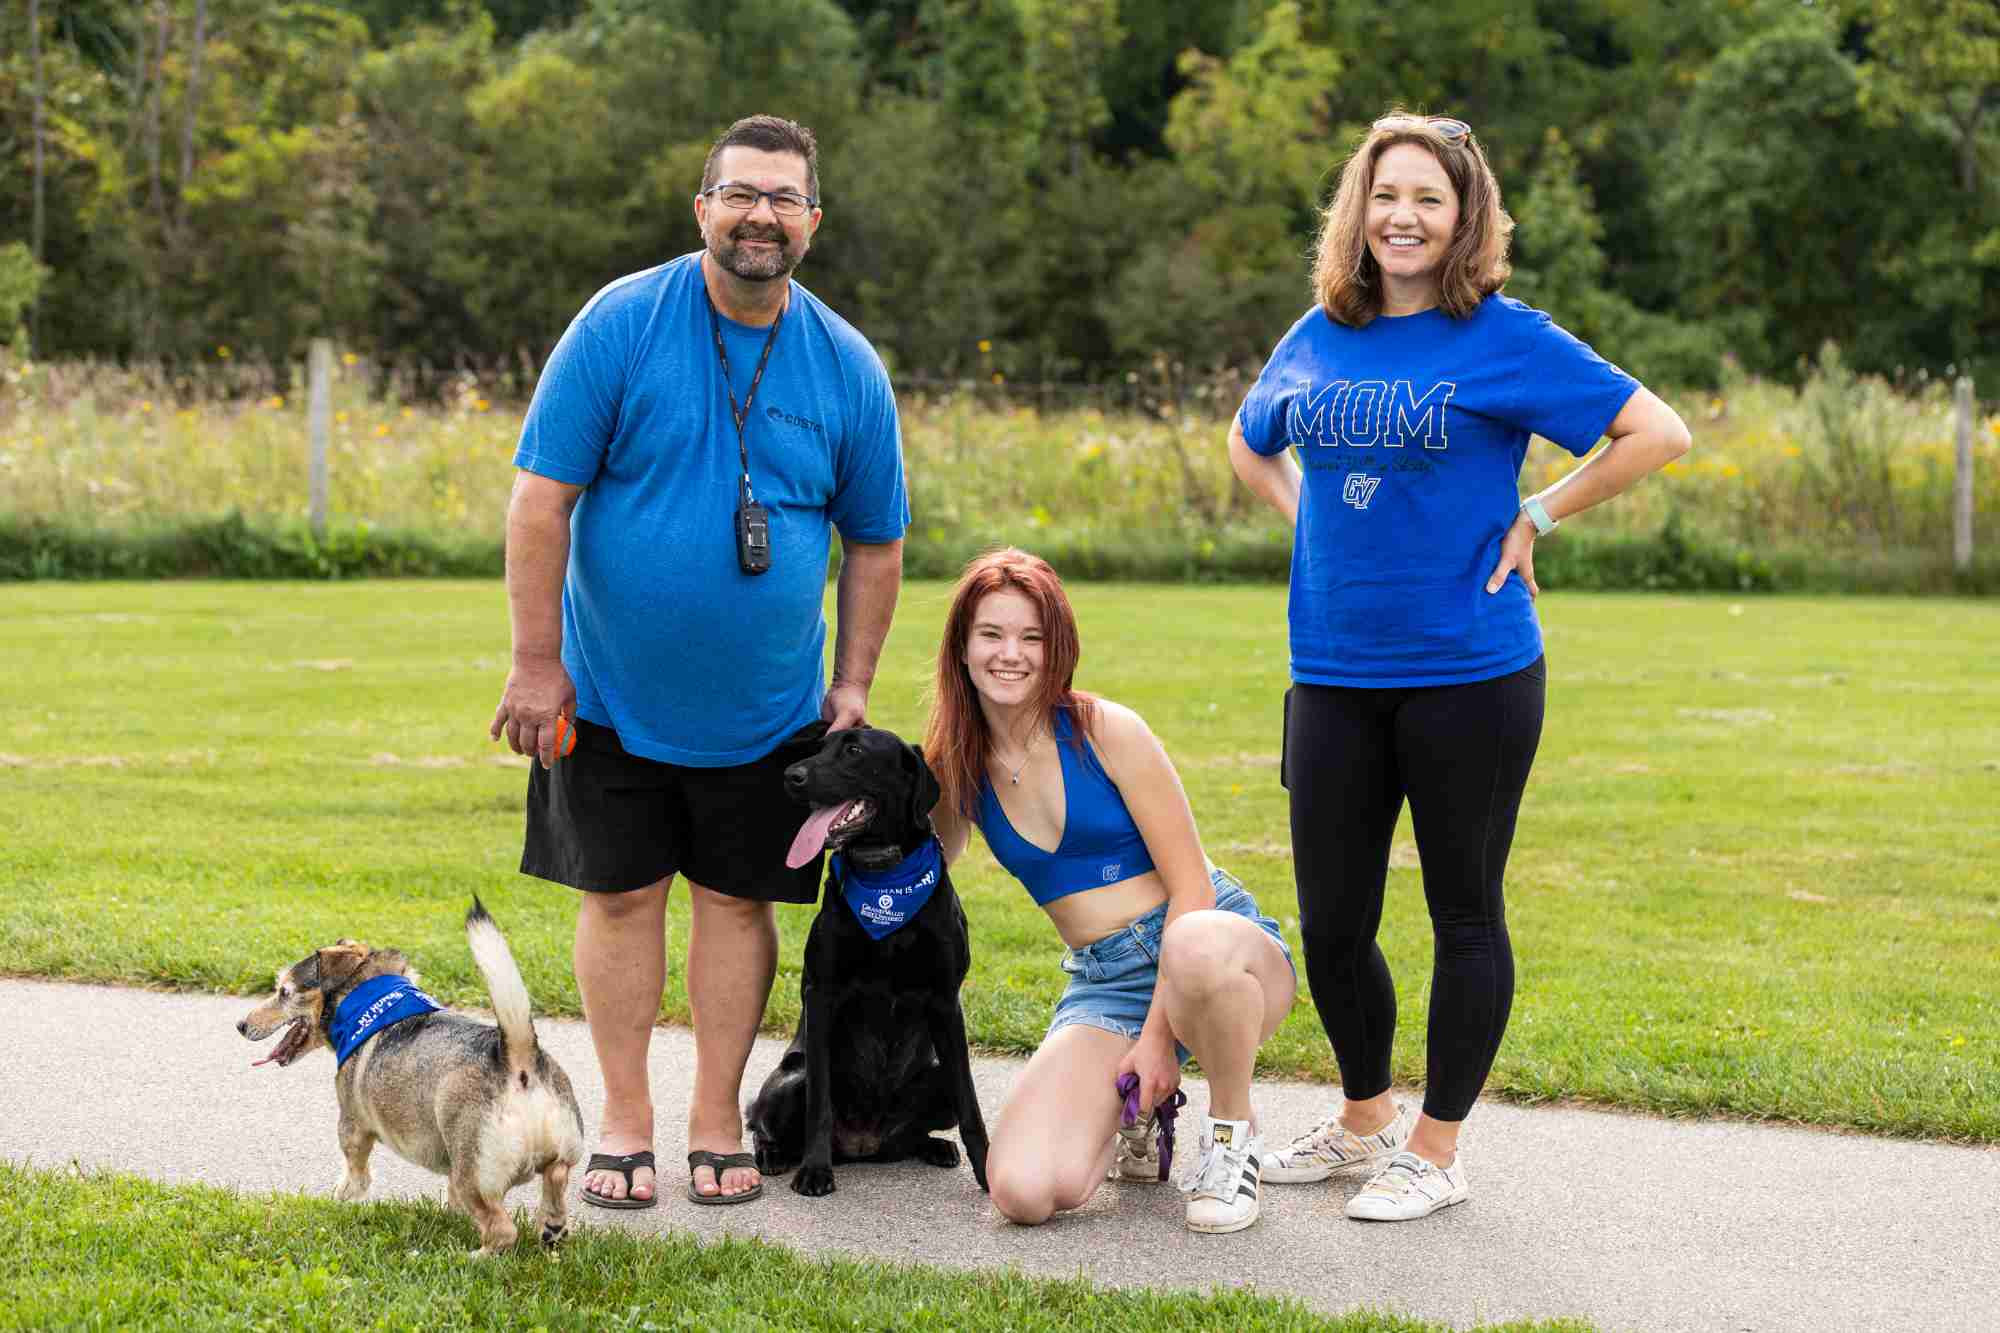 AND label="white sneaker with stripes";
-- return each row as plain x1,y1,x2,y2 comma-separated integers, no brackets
1344,1149,1470,1221
1180,1116,1261,1233
1263,1100,1413,1184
